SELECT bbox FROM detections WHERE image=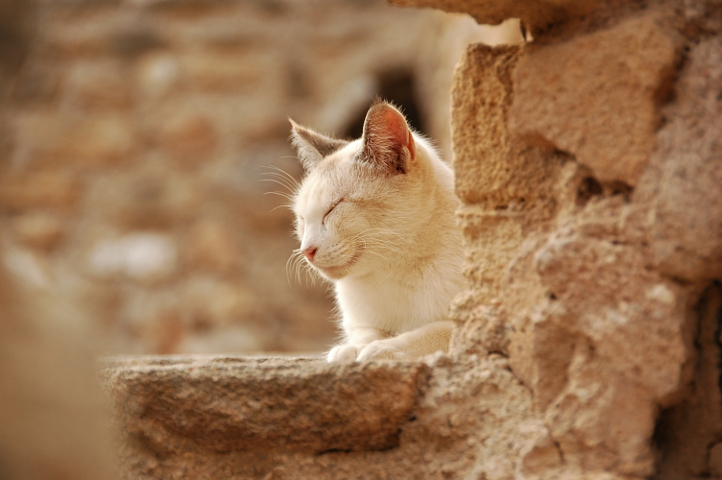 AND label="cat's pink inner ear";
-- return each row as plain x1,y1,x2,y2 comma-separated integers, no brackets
366,104,415,160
